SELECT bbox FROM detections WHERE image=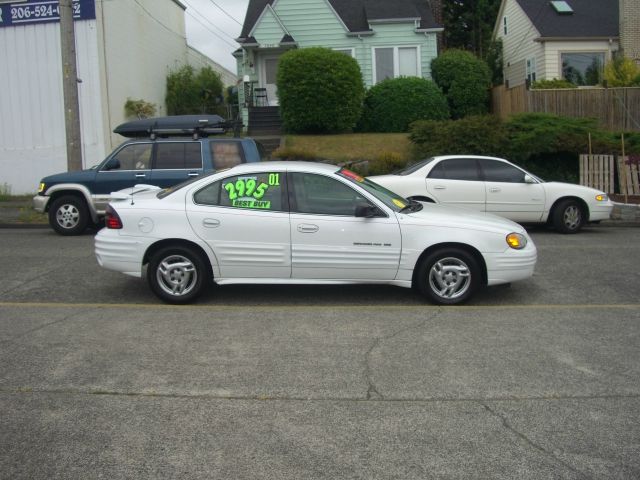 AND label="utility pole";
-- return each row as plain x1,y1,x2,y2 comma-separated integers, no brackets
59,0,83,171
